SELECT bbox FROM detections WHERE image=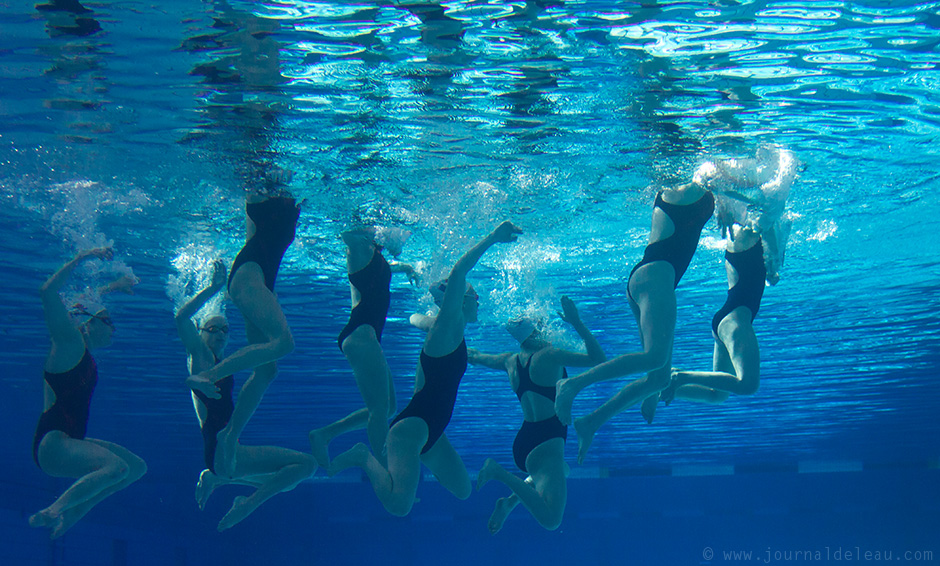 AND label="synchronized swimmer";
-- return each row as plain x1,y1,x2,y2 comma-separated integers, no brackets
309,227,415,468
470,296,605,532
176,260,316,532
30,248,146,539
29,149,796,536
